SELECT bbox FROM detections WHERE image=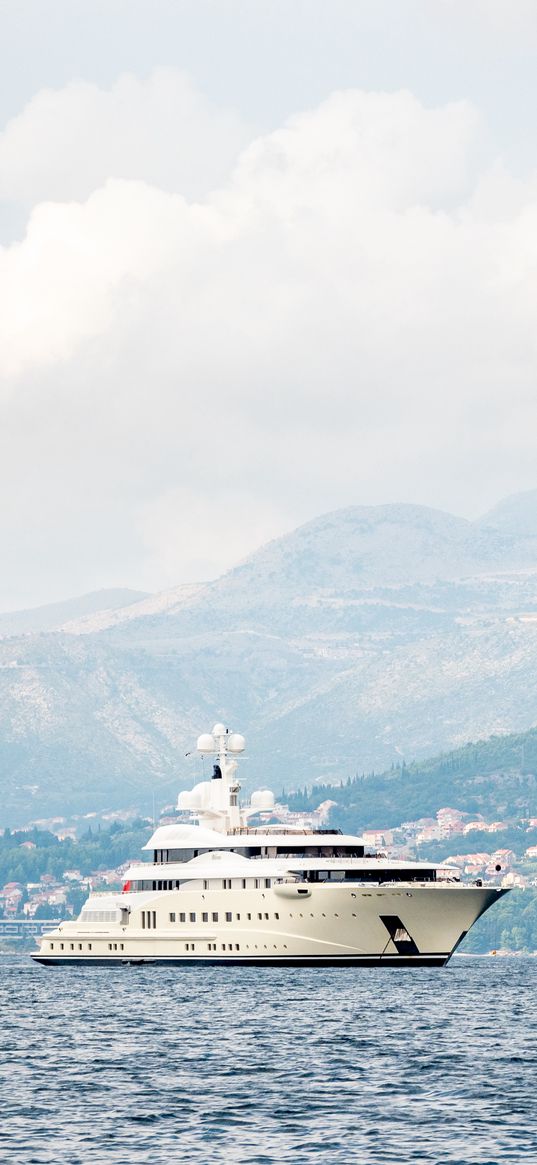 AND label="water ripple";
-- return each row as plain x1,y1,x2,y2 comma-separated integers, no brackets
0,956,536,1163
